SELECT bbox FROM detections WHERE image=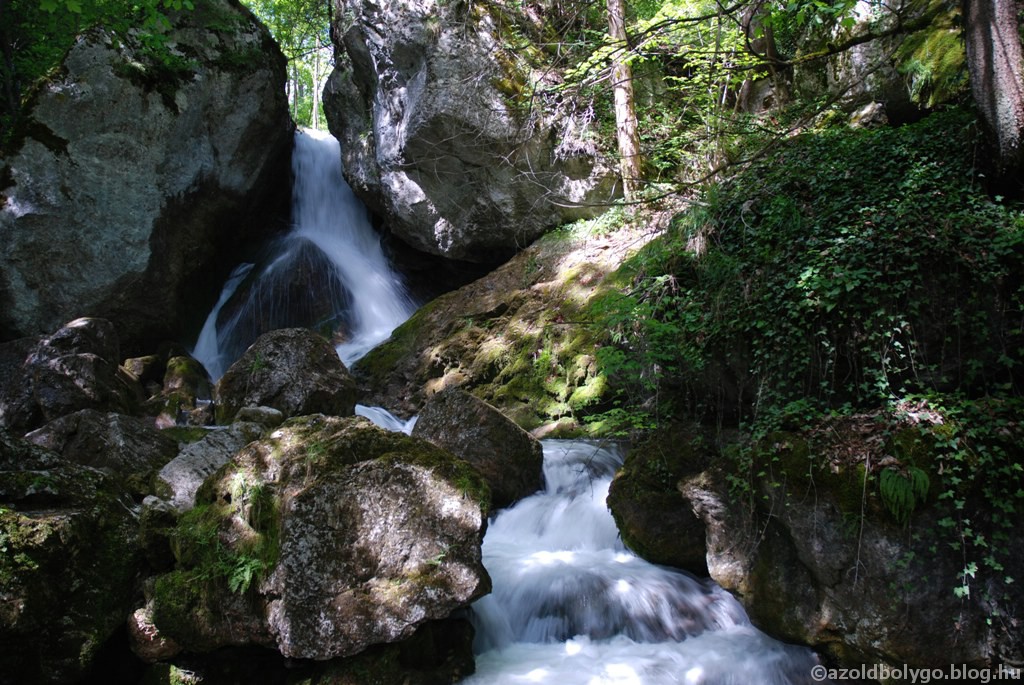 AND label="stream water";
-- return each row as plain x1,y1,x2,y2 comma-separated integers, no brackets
193,131,825,684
